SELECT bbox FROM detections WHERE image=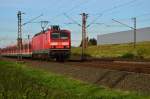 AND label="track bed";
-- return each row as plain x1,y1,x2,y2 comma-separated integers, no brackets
1,57,150,94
